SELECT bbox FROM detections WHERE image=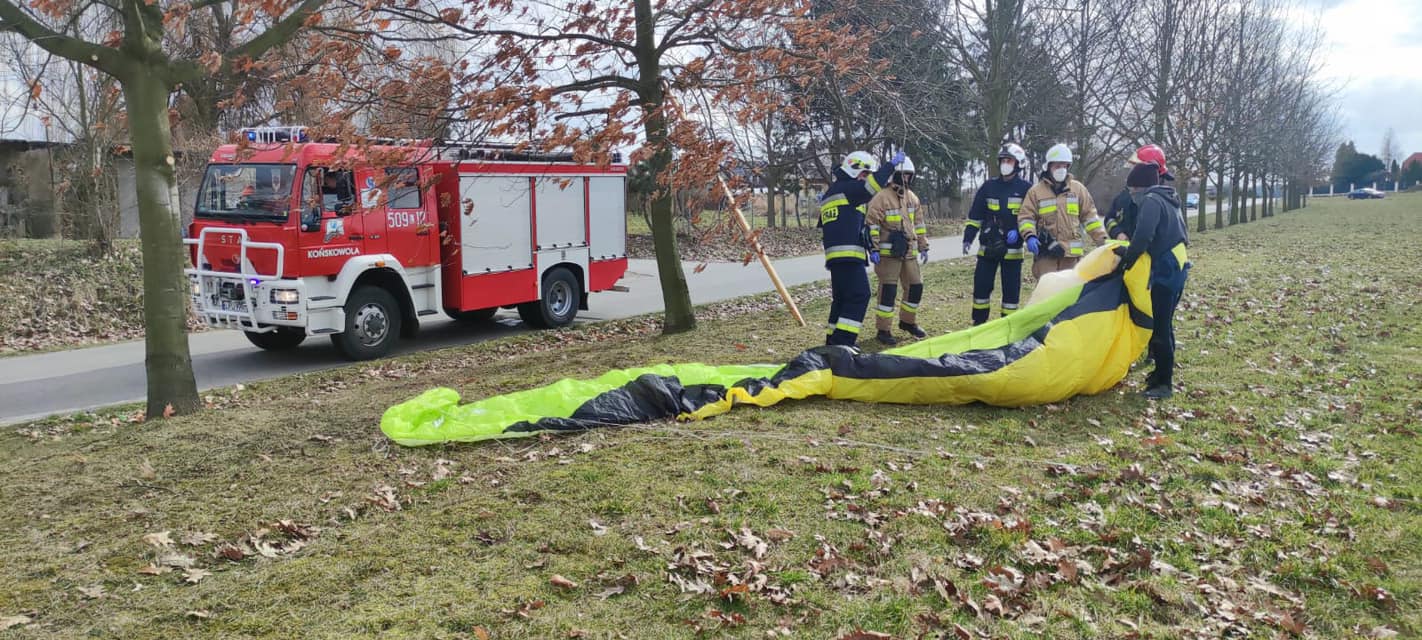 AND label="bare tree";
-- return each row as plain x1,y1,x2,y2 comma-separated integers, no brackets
0,0,329,417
